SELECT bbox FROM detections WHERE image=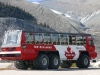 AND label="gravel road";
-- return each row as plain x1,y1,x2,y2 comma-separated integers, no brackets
0,68,100,75
0,61,100,75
